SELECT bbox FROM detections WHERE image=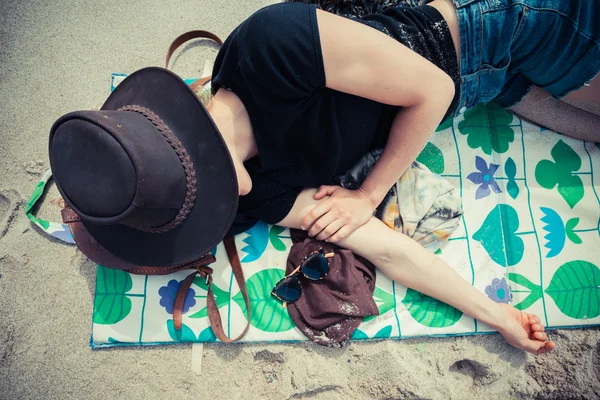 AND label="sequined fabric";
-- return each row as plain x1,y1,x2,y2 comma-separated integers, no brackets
288,0,423,18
